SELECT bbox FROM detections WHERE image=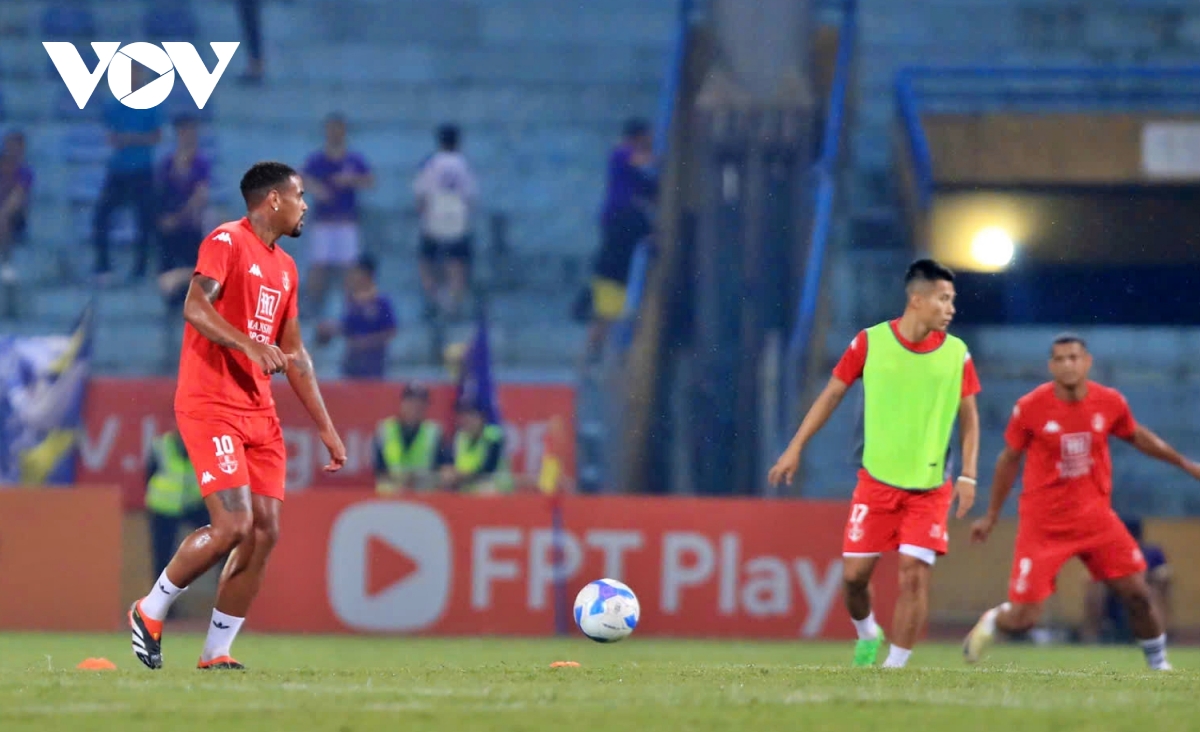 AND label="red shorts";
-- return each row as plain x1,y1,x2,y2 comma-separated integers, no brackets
1008,511,1146,604
176,410,288,501
842,471,953,558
